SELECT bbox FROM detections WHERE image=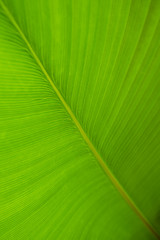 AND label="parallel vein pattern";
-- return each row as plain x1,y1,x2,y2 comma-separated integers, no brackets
0,0,160,239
